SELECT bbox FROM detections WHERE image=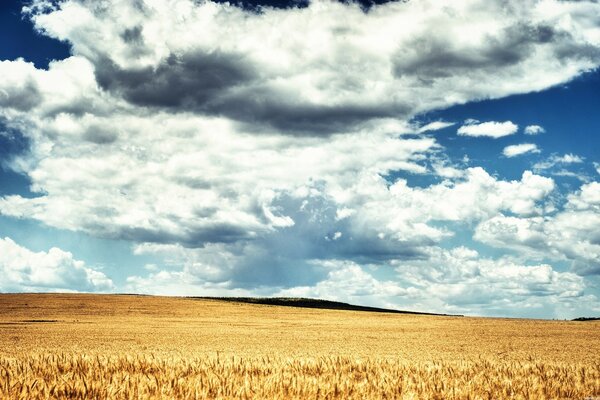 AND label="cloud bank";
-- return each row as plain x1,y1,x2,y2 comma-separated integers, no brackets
0,237,113,292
